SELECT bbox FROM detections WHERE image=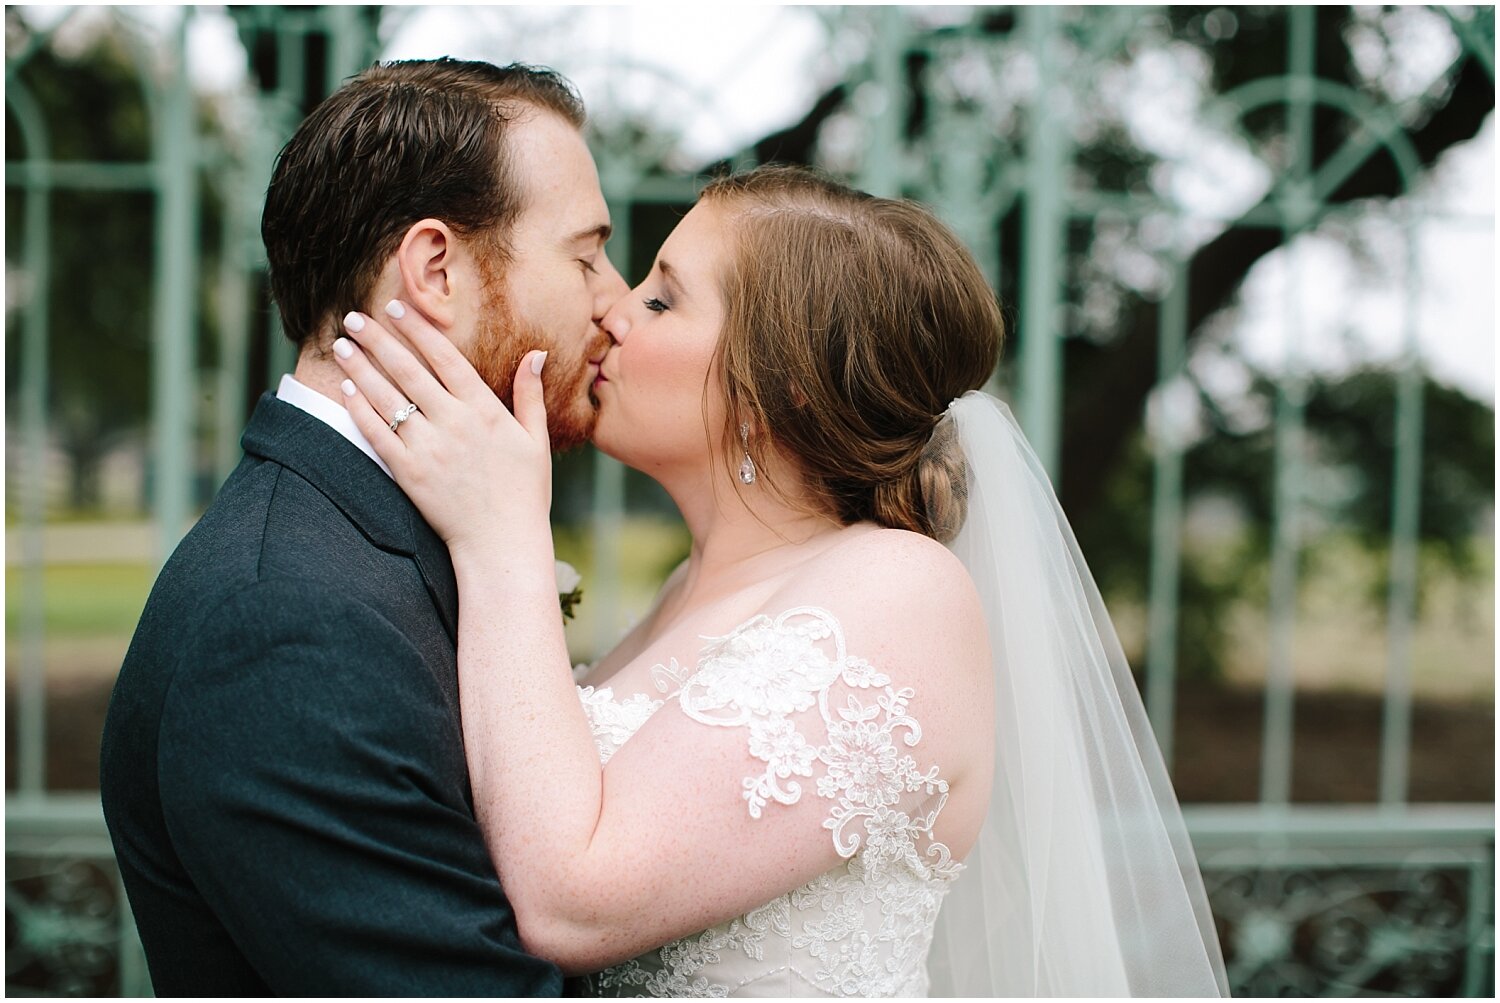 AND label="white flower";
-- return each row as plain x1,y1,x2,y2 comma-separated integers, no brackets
748,718,819,779
821,719,906,808
692,625,833,718
555,560,582,594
